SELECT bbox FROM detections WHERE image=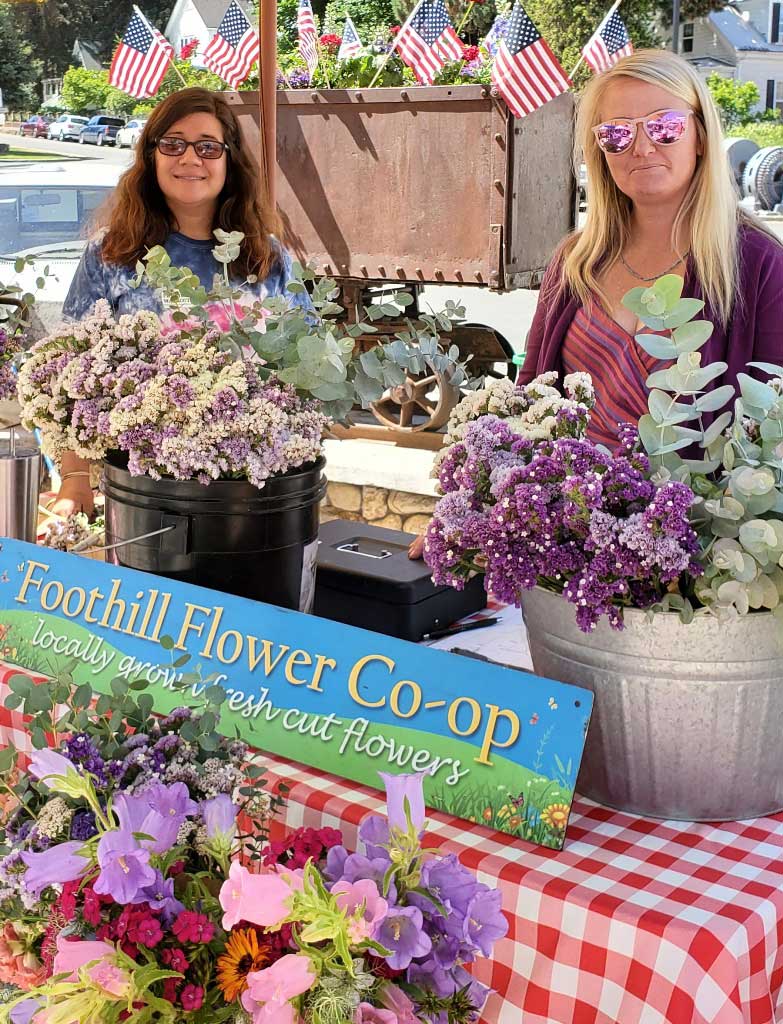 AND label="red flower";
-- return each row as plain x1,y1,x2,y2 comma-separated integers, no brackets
180,984,204,1011
127,915,164,948
172,910,215,944
319,32,341,52
390,24,401,34
462,44,480,62
316,827,342,849
82,887,111,928
162,947,189,973
179,39,198,59
169,860,185,877
162,978,180,1005
59,881,80,920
